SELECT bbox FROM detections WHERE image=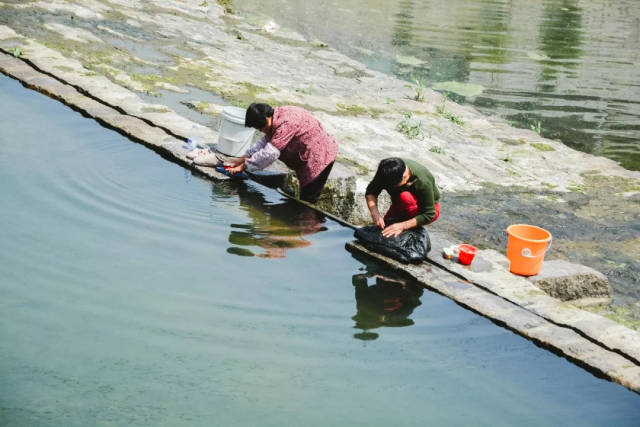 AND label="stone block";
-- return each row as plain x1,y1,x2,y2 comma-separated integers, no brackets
528,260,612,306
